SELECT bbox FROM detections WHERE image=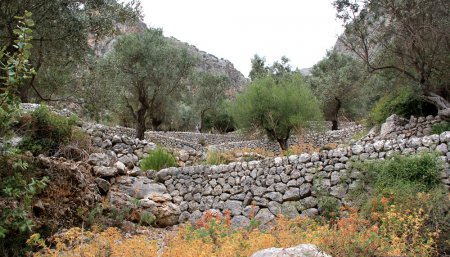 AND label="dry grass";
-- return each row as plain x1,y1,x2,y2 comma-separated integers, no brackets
31,193,440,257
